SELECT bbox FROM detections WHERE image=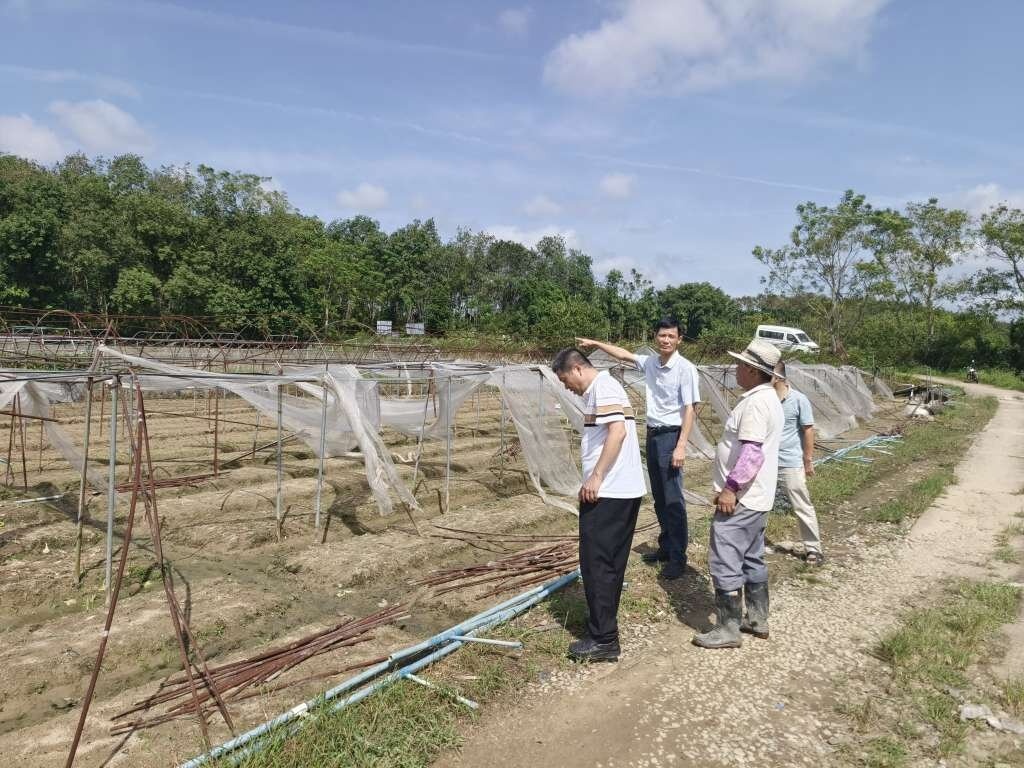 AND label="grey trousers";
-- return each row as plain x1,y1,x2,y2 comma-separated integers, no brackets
708,503,768,591
779,466,822,555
